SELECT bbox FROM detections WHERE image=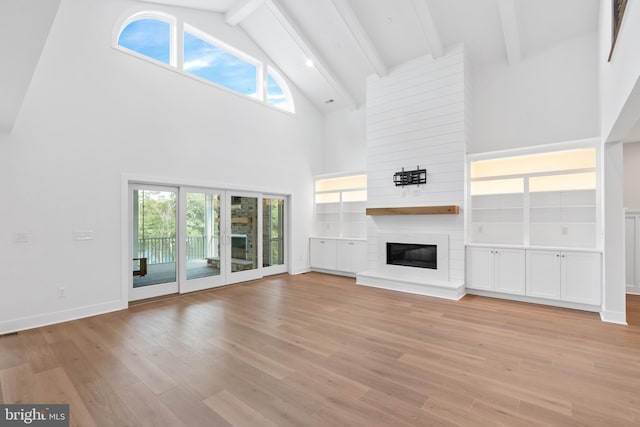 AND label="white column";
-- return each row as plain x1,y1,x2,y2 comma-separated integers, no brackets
602,141,627,323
